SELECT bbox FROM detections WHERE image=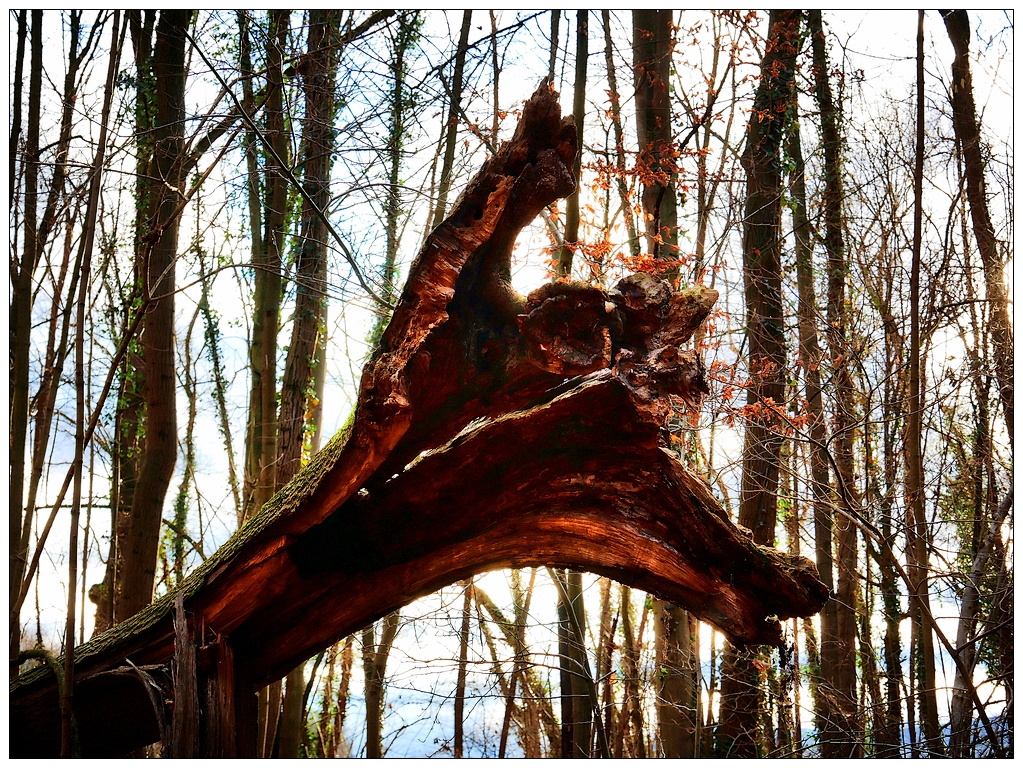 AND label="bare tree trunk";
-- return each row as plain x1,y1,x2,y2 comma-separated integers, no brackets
369,11,416,348
786,112,842,754
244,10,289,522
430,11,472,230
716,10,799,756
632,10,678,272
9,9,27,205
363,611,400,758
601,11,639,259
116,9,190,623
906,11,943,755
617,586,647,757
654,599,696,756
556,11,587,278
808,11,861,755
10,10,59,664
63,13,123,754
940,10,1013,447
453,580,472,757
